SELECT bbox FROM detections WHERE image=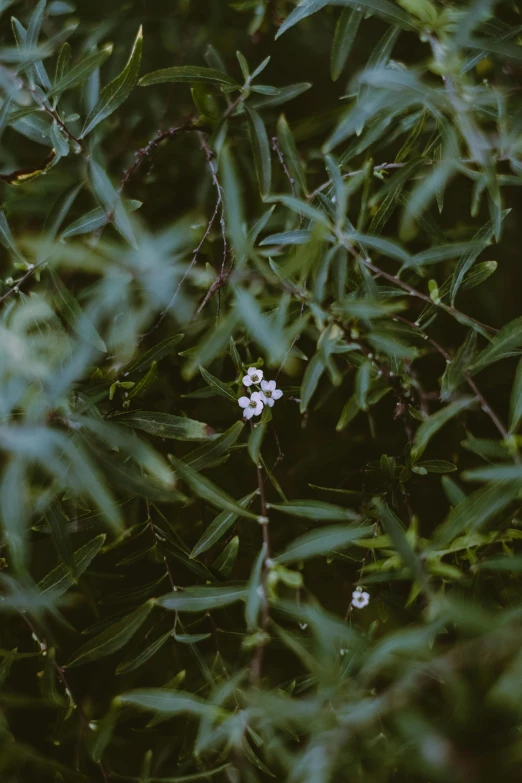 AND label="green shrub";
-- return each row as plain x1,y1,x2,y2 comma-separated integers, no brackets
2,1,522,780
